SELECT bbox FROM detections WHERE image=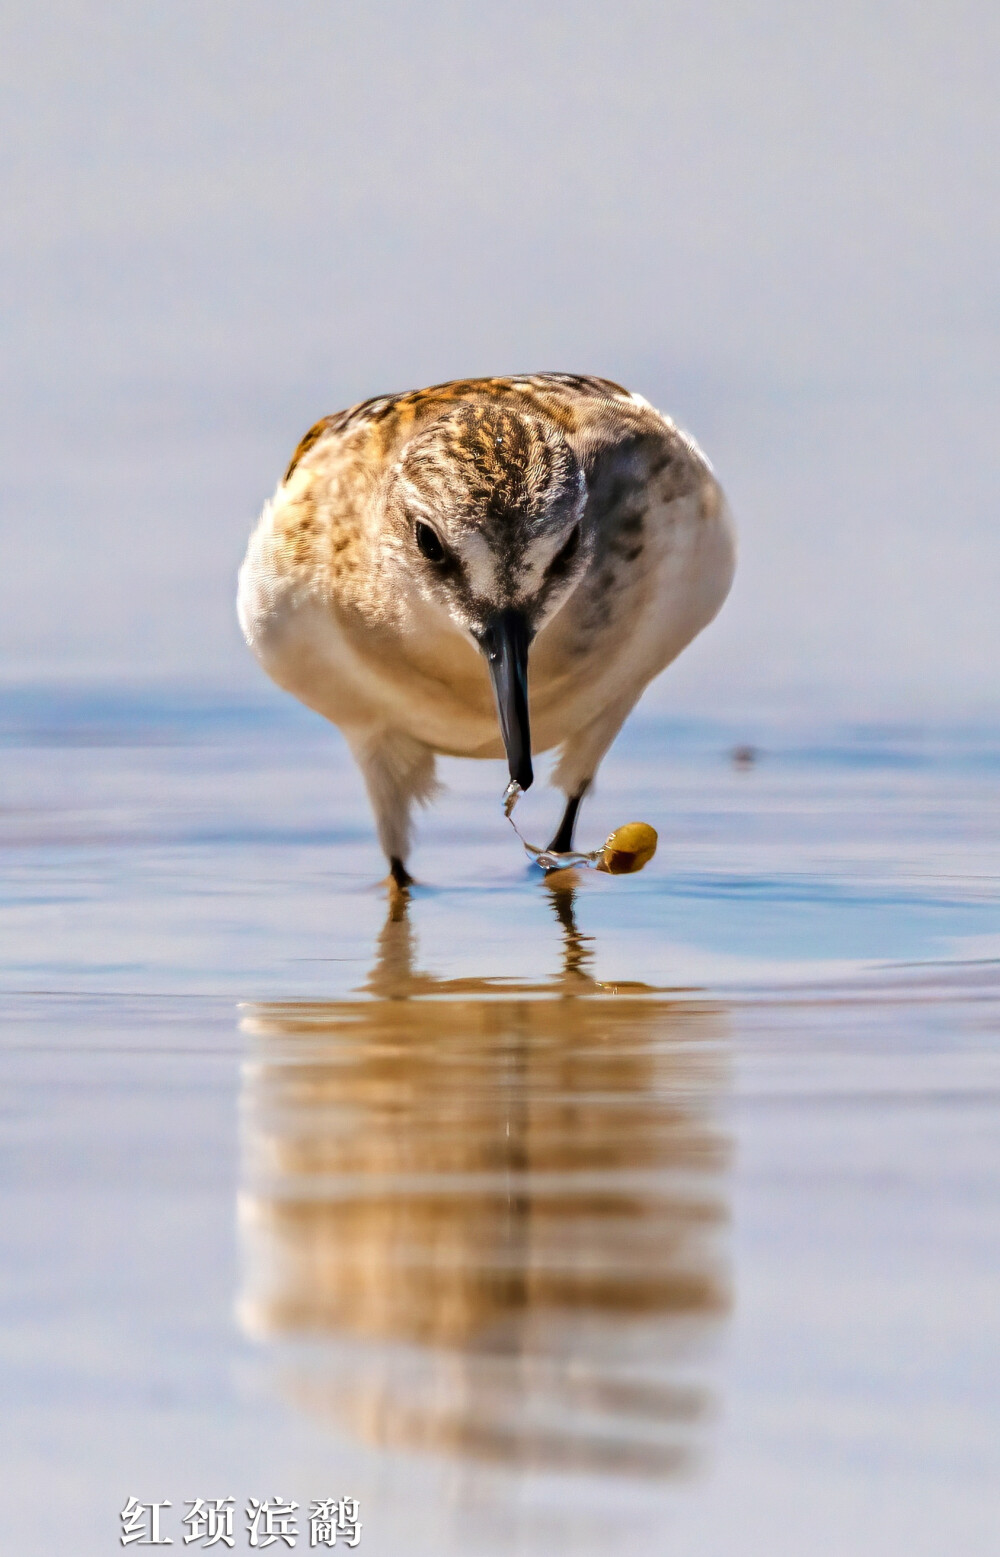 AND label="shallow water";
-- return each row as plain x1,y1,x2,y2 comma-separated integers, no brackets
2,688,999,1554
